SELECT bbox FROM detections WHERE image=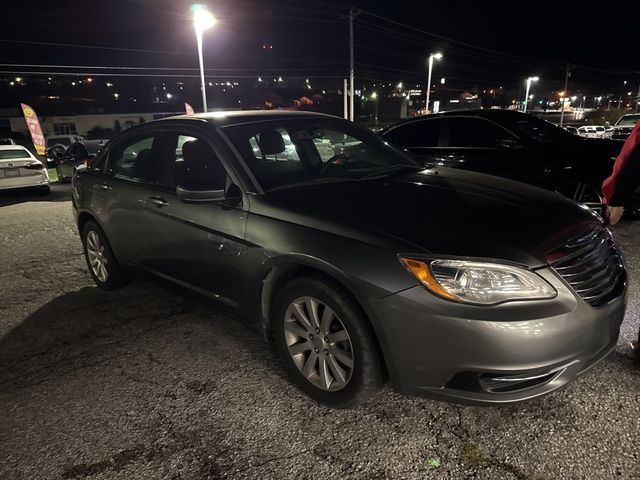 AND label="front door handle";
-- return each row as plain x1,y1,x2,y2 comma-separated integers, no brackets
93,183,111,190
149,196,169,207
